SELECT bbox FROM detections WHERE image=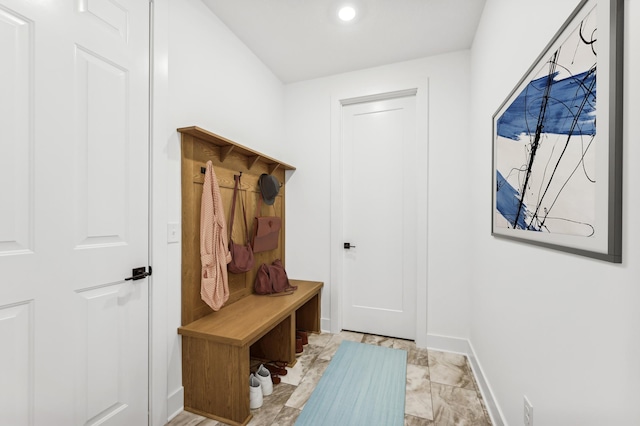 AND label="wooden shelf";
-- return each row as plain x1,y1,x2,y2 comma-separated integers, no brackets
177,126,296,174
